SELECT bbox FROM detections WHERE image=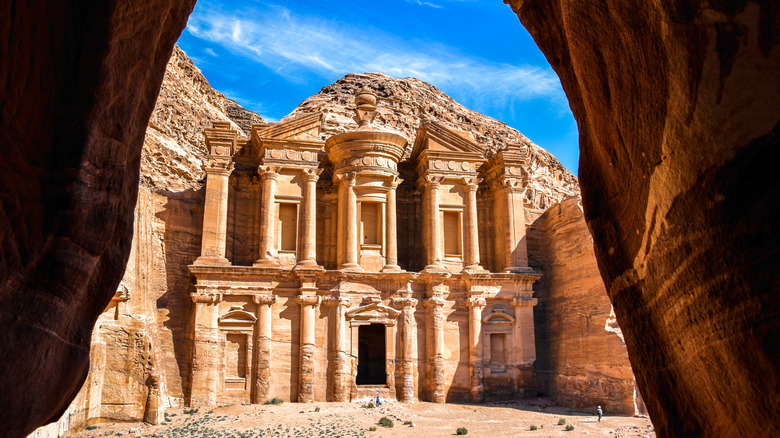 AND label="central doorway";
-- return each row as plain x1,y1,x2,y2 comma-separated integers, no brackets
356,323,387,385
